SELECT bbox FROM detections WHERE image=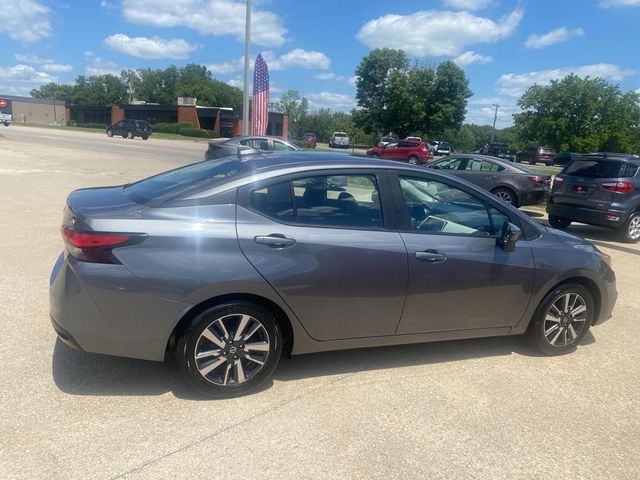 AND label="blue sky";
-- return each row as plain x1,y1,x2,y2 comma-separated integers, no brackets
1,0,640,127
